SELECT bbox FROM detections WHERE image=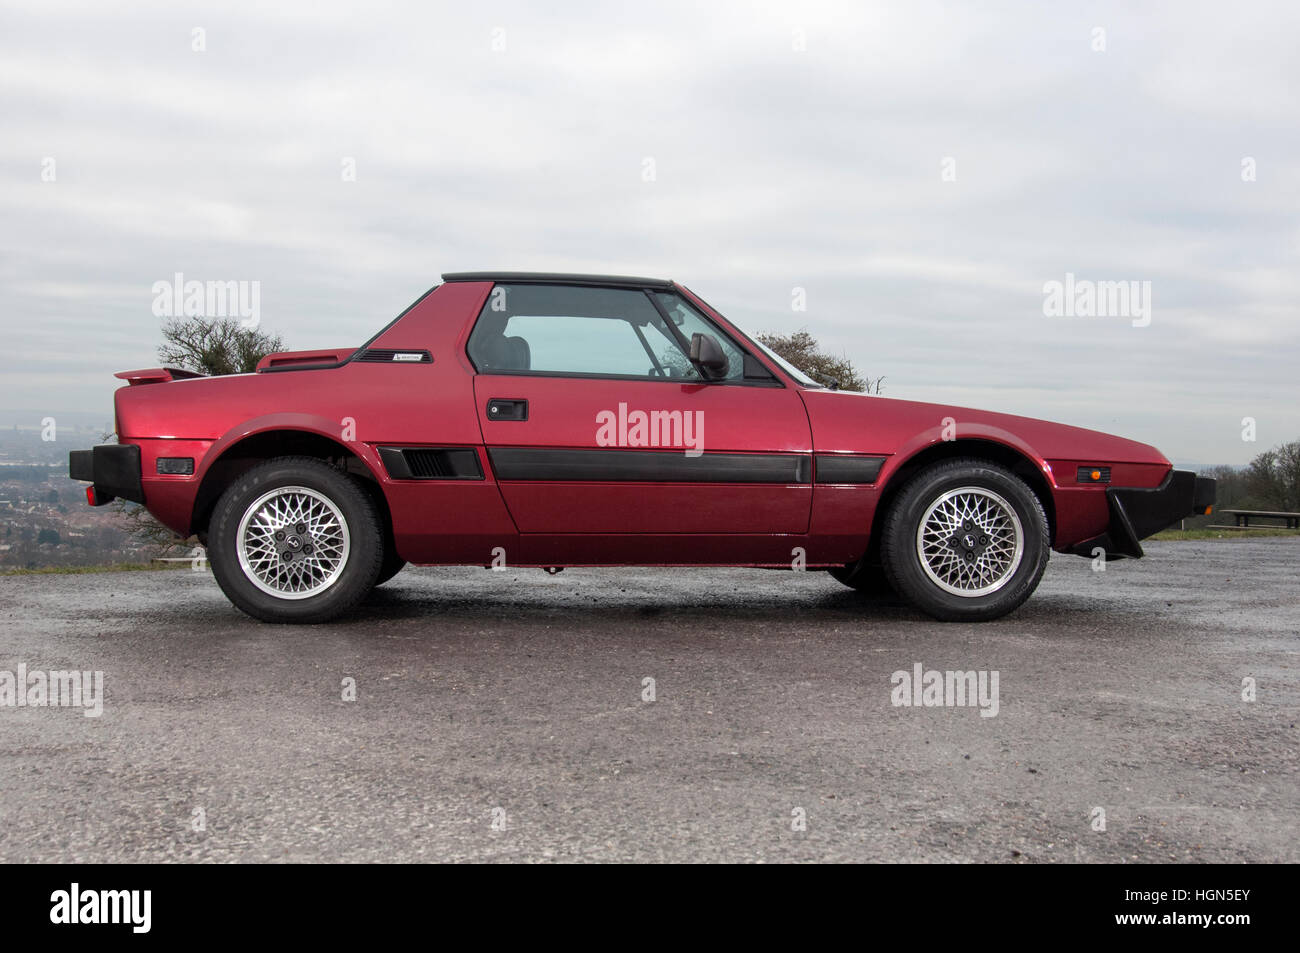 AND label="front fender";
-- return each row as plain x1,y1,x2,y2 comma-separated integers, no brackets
878,421,1057,491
